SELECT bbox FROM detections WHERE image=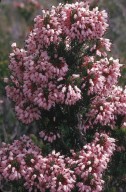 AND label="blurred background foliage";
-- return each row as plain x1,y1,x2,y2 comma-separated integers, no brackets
0,0,126,191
